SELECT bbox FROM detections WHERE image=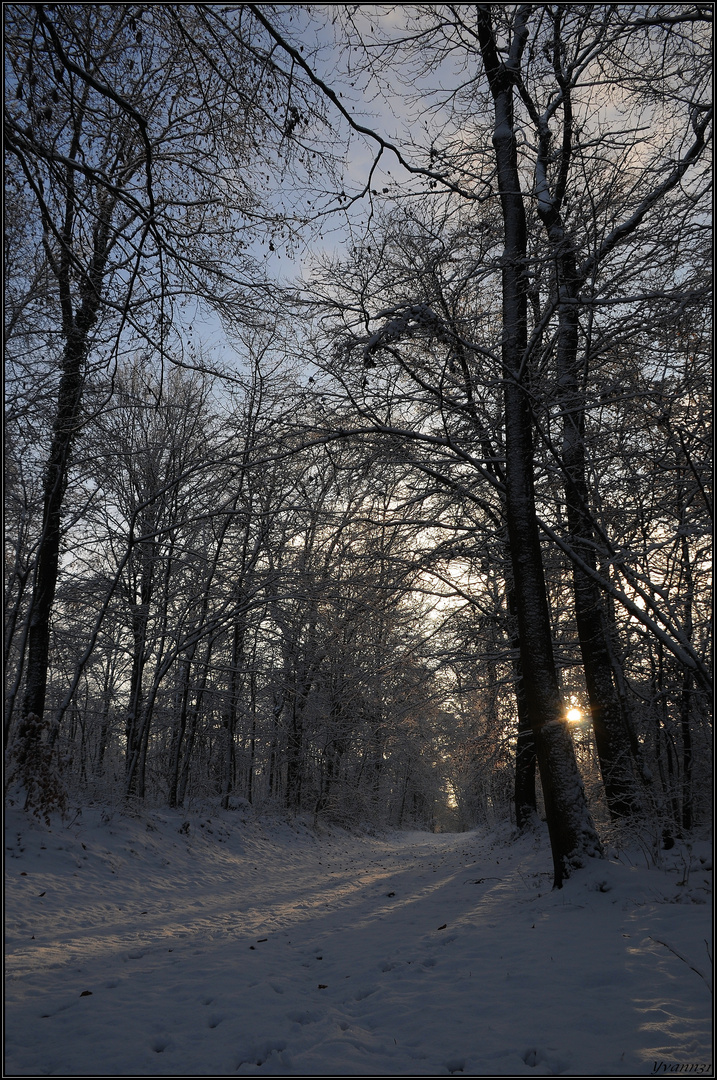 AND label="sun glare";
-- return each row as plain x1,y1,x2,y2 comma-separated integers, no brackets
566,707,583,724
